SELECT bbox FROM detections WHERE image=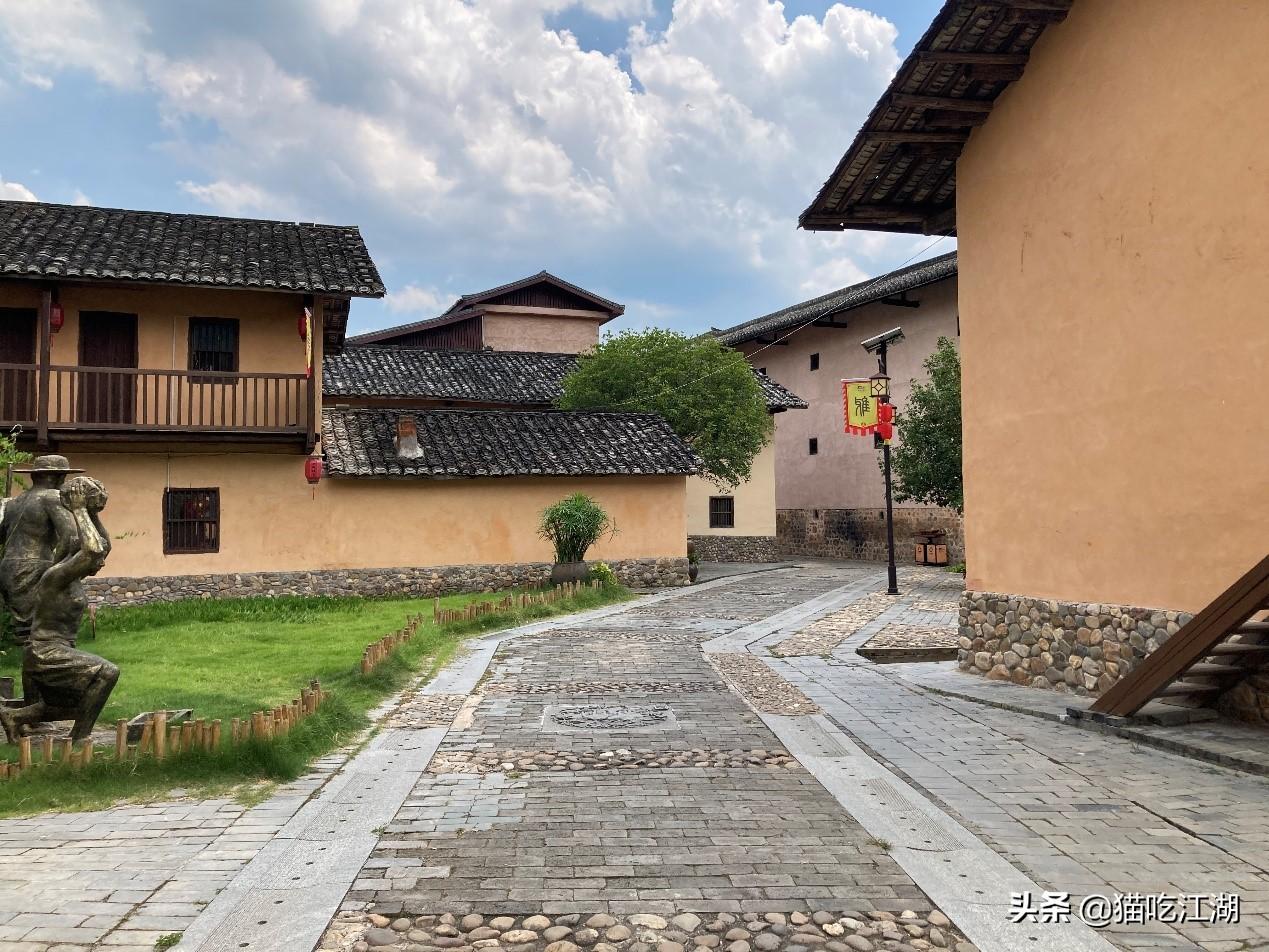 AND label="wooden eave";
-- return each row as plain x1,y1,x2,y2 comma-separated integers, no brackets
799,0,1072,235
